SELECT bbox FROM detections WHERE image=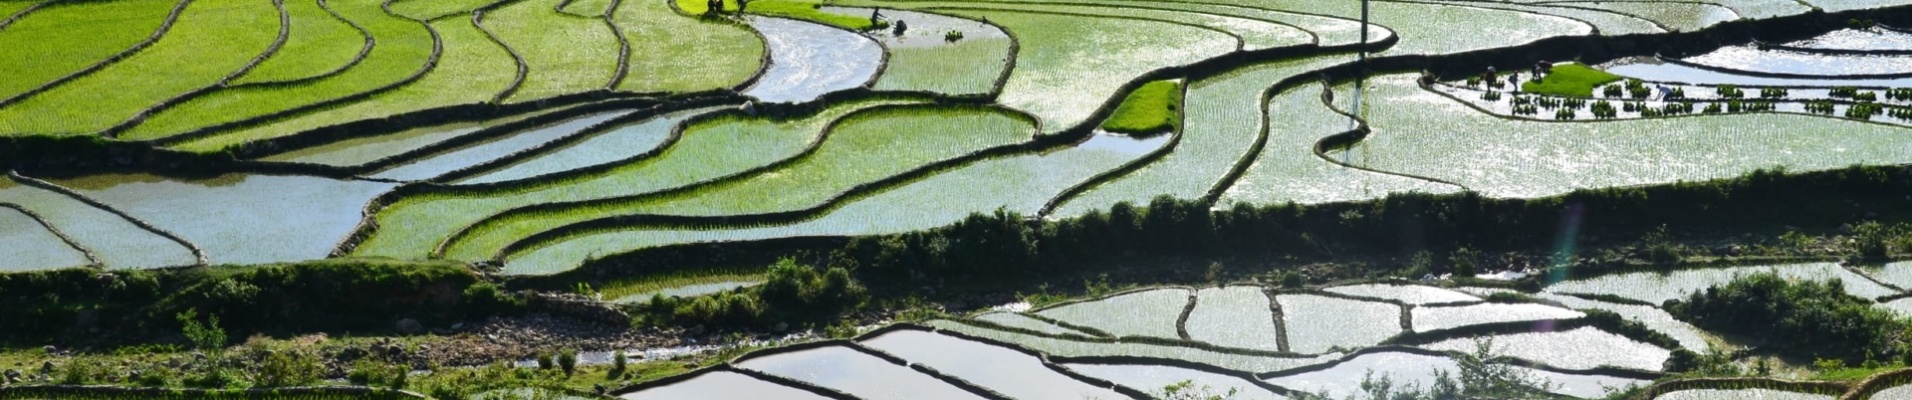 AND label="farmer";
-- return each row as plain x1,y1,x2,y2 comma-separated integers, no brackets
1656,84,1673,100
1484,66,1498,87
